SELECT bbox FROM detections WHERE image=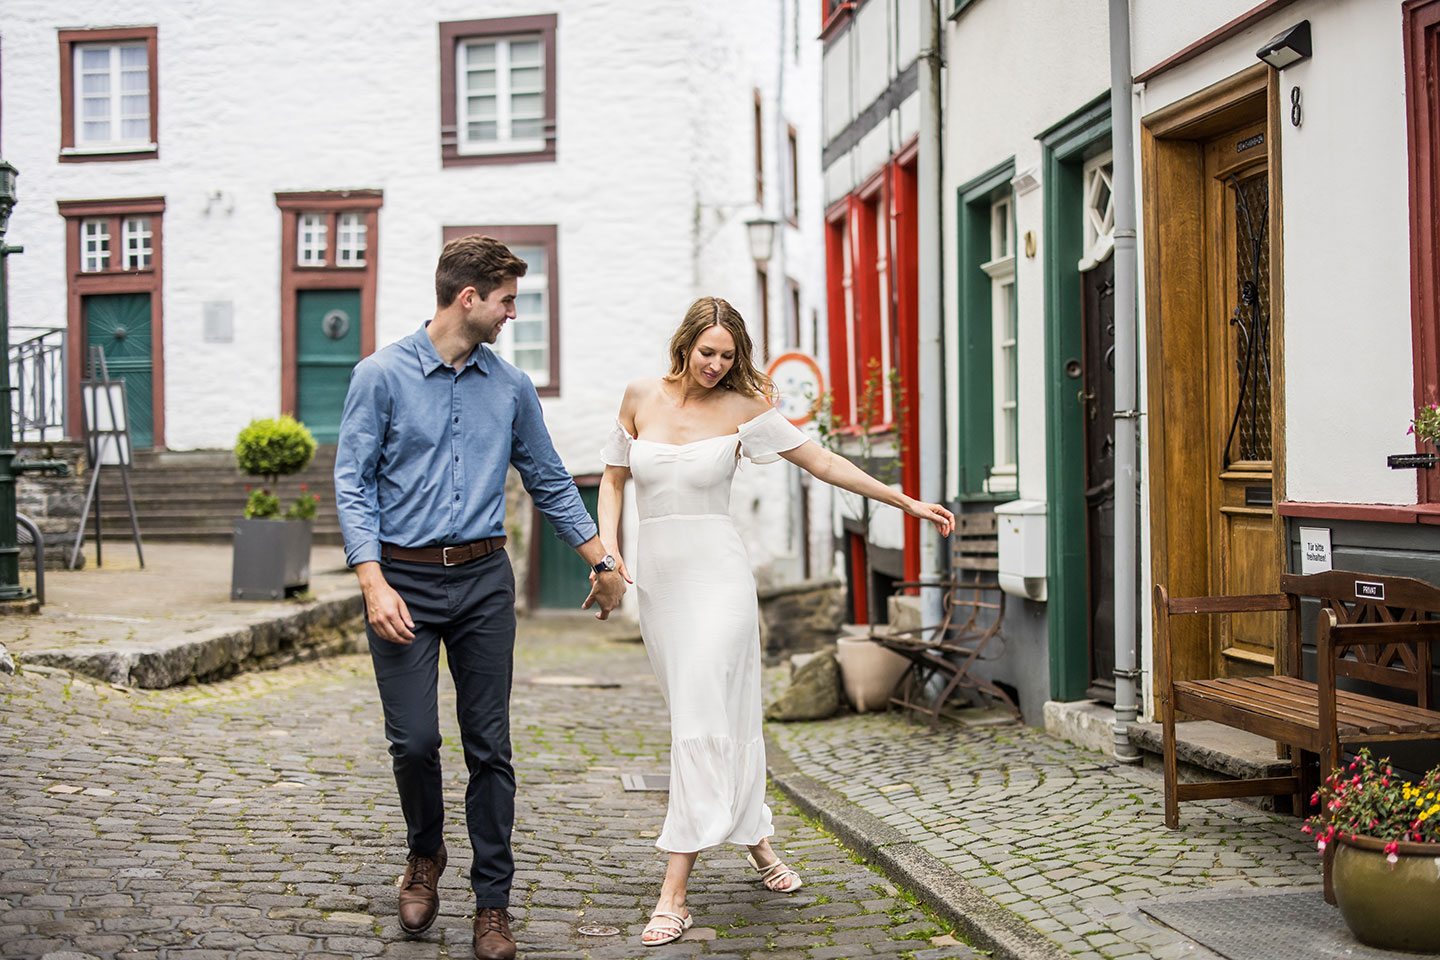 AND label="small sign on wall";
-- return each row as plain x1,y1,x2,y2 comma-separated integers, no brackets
1299,526,1332,574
